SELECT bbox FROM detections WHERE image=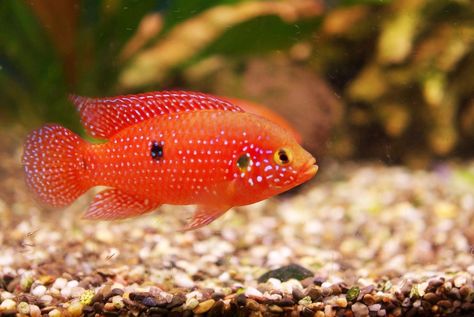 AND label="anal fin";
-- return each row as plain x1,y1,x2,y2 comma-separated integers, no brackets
181,205,230,231
83,188,159,220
